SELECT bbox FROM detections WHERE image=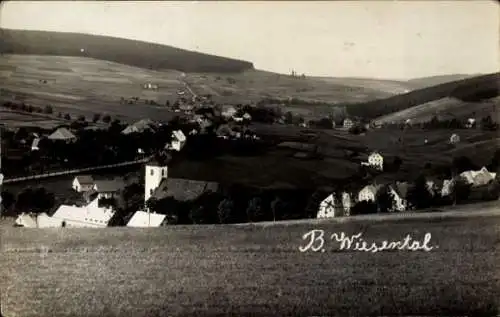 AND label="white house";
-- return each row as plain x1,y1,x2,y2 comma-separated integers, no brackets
361,152,384,171
343,118,354,129
126,211,166,227
341,192,352,216
48,197,115,228
72,175,94,192
317,194,338,219
14,213,38,227
221,105,237,119
358,185,383,202
449,133,460,145
441,179,454,197
166,130,187,152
